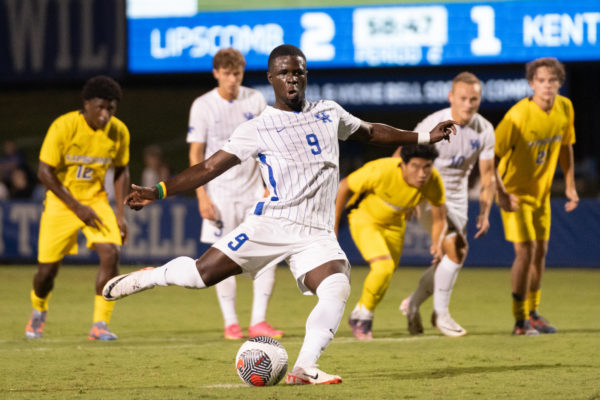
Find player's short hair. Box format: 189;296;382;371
451;72;481;90
268;44;306;71
526;57;565;84
400;144;439;163
213;48;246;70
81;75;122;102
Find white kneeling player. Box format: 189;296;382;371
188;48;282;340
399;72;496;337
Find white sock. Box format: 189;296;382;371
293;273;350;370
250;265;276;326
215;276;238;327
411;265;435;307
433;255;462;315
148;256;206;288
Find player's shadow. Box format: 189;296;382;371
372;363;586;380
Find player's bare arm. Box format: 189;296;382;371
126;150;240;209
558;144;579;212
189;141;218;221
38;161;104;229
430;203;447;265
493;155;519;212
474;158;496;238
348;120;458;145
334;177;354;236
113;165;130;244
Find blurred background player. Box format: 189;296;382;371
335;145;447;340
187;48;282;340
397;72;496;337
495;57;578;336
25;75;130;340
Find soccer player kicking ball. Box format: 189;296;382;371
398;72;496;337
495;57;578;336
25;76;130;340
335;145;447;340
187;48;282;340
103;44;456;385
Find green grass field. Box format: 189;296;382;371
1;265;599;399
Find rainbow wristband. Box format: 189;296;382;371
156;182;167;200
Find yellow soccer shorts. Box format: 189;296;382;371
38;196;122;263
501;196;551;243
348;213;405;265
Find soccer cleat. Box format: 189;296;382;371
433;311;467;337
248;321;283;339
512;320;540;336
25;310;47;339
348;317;372;340
529;311;557;334
88;321;117;341
400;296;423;335
285;366;342;385
103;267;155;301
224;323;244;340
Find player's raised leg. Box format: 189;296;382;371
103;249;242;300
285;261;348;385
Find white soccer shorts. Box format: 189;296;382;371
212;215;350;294
200;199;255;244
417;201;467;241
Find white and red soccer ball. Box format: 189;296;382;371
235;336;288;386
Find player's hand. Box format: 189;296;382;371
564;187;579;212
430;244;443;265
474;214;490;238
429;120;457;143
125;184;157;210
497;190;519;212
117;218;129;244
74;204;104;230
198;196;218;221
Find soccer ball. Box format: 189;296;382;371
235;336;288;386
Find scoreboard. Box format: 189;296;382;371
127;0;600;73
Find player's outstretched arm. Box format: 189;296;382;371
125;150;240;210
348;120;457;146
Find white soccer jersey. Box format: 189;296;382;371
187;86;267;199
222;100;362;230
415;108;495;218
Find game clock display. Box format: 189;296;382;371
126;0;600;73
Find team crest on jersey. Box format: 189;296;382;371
315;112;332;123
470;139;480;150
243;112;254;120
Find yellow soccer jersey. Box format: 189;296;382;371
39;111;130;202
495;95;575;206
346;157;445;227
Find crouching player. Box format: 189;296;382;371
334;145;447;340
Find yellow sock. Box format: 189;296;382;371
527;289;541;314
31;290;51;312
93;295;115;323
512;295;529;321
358;258;396;311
